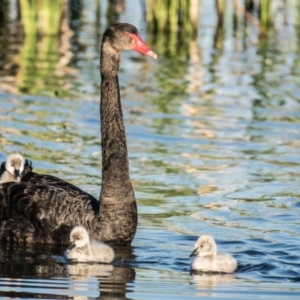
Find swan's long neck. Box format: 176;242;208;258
100;45;132;194
97;42;137;244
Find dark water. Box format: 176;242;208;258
0;0;300;298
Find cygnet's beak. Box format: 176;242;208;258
68;242;76;250
189;248;199;258
14;169;20;178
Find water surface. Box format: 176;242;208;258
0;0;300;299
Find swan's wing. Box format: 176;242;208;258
21;172;98;211
0;173;99;244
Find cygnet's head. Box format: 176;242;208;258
68;225;89;249
5;153;24;179
190;235;217;258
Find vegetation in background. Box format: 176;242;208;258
1;0;72;96
19;0;64;35
1;0;300;96
258;0;272;31
145;0;199;57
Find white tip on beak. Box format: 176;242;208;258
146;50;157;59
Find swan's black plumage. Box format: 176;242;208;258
0;162;5;176
0;23;156;245
23;159;33;175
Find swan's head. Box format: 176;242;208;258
68;225;90;249
5;153;24;179
102;23;157;59
190;235;218;258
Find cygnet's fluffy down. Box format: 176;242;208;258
190;235;237;273
64;225;115;263
0;153;33;184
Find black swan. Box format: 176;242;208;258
0;154;33;183
0;23;157;244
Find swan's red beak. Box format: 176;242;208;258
127;33;157;59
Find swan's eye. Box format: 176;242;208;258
124;32;134;40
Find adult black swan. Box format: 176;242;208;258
0;23;157;244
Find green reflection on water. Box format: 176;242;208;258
16;34;69;97
19;0;63;36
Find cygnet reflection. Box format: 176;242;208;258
67;263;114;280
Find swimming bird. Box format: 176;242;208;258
0;154;32;183
0;23;157;244
190;235;237;273
64;225;115;263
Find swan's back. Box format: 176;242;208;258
0;174;99;244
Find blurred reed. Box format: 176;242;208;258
258;0;272;31
8;1;300;45
19;0;65;36
145;0;200;57
1;0;300;96
4;0;72;96
144;0;295;56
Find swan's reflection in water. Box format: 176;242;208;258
0;242;135;300
66;263;135;300
190;271;236;296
